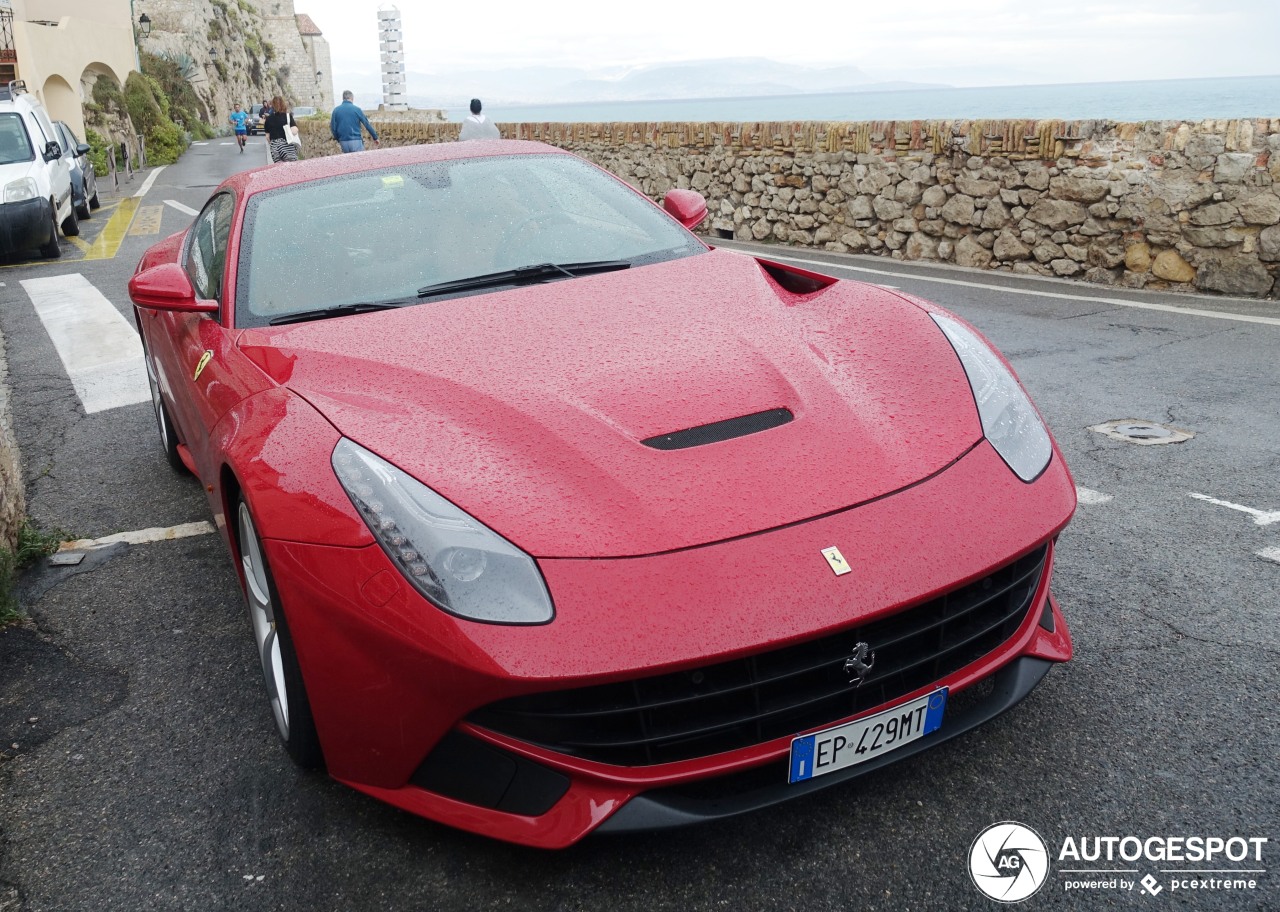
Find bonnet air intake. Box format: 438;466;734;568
642;408;794;451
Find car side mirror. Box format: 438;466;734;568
43;140;61;162
128;263;220;313
663;189;708;230
75;142;90;156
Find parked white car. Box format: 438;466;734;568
0;80;77;259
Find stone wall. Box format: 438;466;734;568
0;331;23;552
297;117;1280;298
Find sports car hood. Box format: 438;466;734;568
238;249;983;558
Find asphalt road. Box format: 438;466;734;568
0;138;1277;912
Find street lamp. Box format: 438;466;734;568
137;13;151;37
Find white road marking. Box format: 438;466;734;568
1076;486;1113;505
133;165;166;198
164;199;199;216
1258;547;1280;565
749;251;1280;328
58;521;216;551
1189;492;1280;526
21;274;149;414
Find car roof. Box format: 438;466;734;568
223;139;569;197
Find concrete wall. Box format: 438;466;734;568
12;0;136;137
297;116;1280;299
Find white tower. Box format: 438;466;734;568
377;5;407;110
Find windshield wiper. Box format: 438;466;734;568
268;300;413;326
416;260;631;299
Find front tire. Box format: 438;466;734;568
39;204;61;258
237;497;324;770
61;202;80;237
143;348;186;472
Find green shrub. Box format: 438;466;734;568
142;50;210;135
85;128;110;177
92;75;123;114
123;71;164;134
146;121;186;165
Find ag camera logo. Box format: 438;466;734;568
969;821;1050;903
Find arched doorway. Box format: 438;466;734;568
40;73;81;135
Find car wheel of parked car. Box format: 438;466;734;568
89;187;100;210
39;204;61;258
236;496;324;770
61;203;79;237
76;196;91;220
143;348;186;472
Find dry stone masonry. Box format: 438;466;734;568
301;117;1280;299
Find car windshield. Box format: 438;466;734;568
234;153;706;328
0;114;34;165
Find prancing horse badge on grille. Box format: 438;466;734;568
821;546;851;576
843;642;875;686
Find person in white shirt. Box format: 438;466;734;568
458;98;501;141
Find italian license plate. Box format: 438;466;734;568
788;688;948;783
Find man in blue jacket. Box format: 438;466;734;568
330;91;380;153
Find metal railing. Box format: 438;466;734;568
104;134;147;190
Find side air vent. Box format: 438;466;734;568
642;407;794;451
757;258;838;295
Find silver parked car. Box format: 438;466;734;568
54;121;99;219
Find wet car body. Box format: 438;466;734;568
54;121;99;219
129;140;1075;848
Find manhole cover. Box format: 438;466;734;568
1088;419;1194;445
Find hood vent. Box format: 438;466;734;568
642;407;794;451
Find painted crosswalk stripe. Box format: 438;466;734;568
1259;547;1280;565
20;273;149;414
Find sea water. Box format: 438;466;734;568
445;74;1280;124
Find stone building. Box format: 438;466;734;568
259;2;331;111
294;13;331;110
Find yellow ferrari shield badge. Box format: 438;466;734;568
821;546;851;576
193;350;213;381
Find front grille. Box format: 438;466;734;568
471;545;1047;767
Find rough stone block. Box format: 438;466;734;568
1152;249;1196;282
1195;255;1274;295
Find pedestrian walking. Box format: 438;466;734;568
228;103;249;152
329;91;379;153
264;96;299;163
458;99;500;141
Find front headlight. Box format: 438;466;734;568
332;438;554;624
3;178;38;203
931;313;1052;482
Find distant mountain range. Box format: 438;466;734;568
351;58;947;108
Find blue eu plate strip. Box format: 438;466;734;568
789;735;816;782
924;688;948;734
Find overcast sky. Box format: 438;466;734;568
298;0;1280;96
